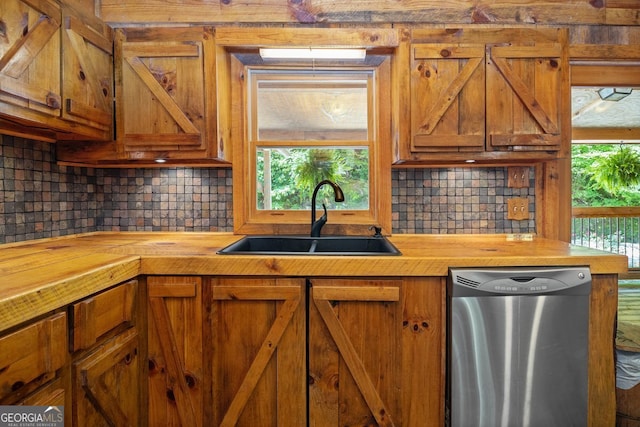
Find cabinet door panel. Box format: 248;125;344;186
62;11;113;138
122;46;201;139
148;276;203;427
411;44;485;153
210;278;306;427
0;0;61;115
72;328;140;427
115;27;216;160
486;43;564;151
309;279;401;427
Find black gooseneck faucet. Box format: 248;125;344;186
310;180;345;237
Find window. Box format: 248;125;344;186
570;83;640;272
229;56;392;236
251;70;370;213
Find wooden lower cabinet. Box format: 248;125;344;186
308;278;403;426
147;276;204;427
209;277;307;426
0;312;68;405
0;279;141;426
1;272;616;426
71;328;140;426
308;277;445;427
70;279;141;427
148;275;444;427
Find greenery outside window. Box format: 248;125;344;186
257;147;369;211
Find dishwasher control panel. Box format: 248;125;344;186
449;266;591;296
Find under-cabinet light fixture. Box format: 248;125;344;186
259;48;366;60
154;158;167;163
598;87;633;102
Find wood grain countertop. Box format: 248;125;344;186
0;232;628;330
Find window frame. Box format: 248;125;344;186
569;48;640;276
228;54;392;236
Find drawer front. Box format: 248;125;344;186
0;312;67;403
19;377;65;406
71;279;137;352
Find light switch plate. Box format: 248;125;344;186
507;198;530;220
507;167;529;188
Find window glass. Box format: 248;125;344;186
250;69;372;213
252;71;369;141
257;147;369;210
572;86;640;142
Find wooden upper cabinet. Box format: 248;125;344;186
0;0;62;138
486;40;565;153
410;43;486;154
115;27;222;162
61;5;114;141
0;0;115;142
399;28;570;164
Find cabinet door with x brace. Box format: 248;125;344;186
309;278;402;427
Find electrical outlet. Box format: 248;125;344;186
507;198;530;220
507;167;529;188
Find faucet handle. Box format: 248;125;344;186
369;225;383;237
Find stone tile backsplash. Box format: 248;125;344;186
97;167;233;232
0;137;98;242
0;136;233;243
0;135;535;244
392;168;535;234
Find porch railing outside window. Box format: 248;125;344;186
571;207;640;270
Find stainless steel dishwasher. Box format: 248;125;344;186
447;266;591;427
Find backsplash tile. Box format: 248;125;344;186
0;136;233;243
0;135;535;244
97;167;233;231
392;168;535;234
0;137;98;243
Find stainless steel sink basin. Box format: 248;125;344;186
217;236;401;256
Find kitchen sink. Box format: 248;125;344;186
217;236;401;256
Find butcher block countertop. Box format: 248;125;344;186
0;232;628;330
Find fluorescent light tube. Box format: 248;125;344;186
259;48;366;60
